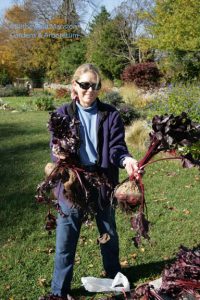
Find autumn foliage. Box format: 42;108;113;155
121;62;163;89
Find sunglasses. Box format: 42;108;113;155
75;80;101;90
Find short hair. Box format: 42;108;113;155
71;63;101;99
72;63;101;85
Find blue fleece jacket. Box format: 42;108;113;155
51;98;132;206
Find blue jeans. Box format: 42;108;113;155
51;200;121;297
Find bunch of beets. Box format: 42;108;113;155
36;111;200;240
114;112;200;247
103;245;200;299
35;112;111;233
36;111;200;297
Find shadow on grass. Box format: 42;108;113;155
121;260;174;286
0;138;50;243
0;140;49;183
0;122;47;141
0;190;42;241
72;259;174;298
0;139;49;159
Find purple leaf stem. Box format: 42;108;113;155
139;156;183;170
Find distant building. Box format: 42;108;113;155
14;78;32;89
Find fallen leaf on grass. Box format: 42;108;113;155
163;205;177;211
185;184;193;188
38;277;47;287
97;233;110;244
48;248;54;253
129;253;137;259
166;172;177;177
101;271;107;277
153;197;168;202
79;236;87;245
5;284;11;290
183;209;191;215
163;256;170;260
172;218;183;222
84;220;95;228
75;255;81;264
43;247;54;254
120;260;129;267
195;176;199;181
151;171;158;175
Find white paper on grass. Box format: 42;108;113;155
81;272;130;293
149;277;162;290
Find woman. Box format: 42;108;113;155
39;63;138;300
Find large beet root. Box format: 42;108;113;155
114;179;142;211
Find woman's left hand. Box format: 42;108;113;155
122;157;139;180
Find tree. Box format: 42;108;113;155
113;0;154;63
86;0;155;76
148;0;200;51
159;50;200;83
0;4;35;81
0;66;12;86
87;15;129;79
87;7;135;79
88;5;110;33
0;1;83;84
25;0;97;26
58;0;79;23
144;0;200;81
58;38;87;79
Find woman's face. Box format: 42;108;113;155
73;71;100;107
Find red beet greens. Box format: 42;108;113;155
159;245;200;299
36;112;111;233
114;112;200;247
102;245;200;300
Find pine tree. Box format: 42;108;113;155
88;6;110;33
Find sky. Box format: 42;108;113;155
0;0;13;14
0;0;124;21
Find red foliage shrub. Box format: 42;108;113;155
121;62;163;89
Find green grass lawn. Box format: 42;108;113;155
0;108;199;300
1;91;68;112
